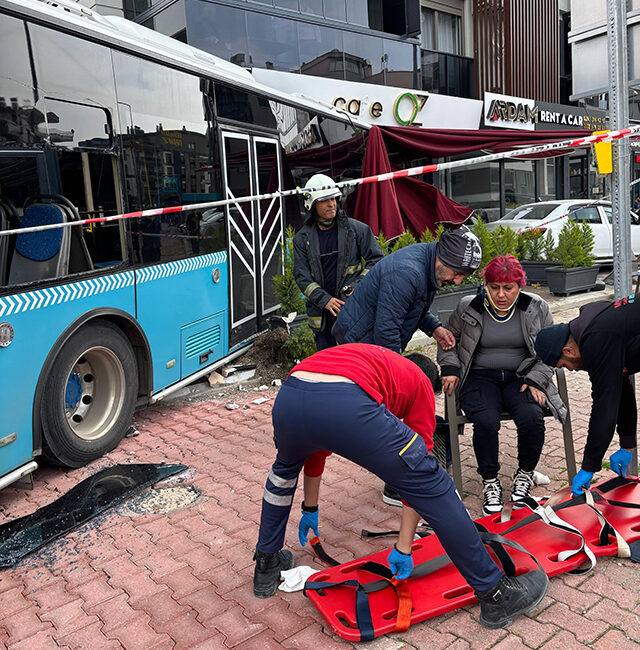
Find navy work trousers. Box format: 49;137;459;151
460;369;545;480
313;312;337;351
257;376;504;592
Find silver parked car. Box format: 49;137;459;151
485;200;640;263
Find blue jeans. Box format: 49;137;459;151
256;376;503;591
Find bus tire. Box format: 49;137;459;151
40;319;138;467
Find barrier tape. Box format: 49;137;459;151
2;124;640;239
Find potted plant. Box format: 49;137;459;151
545;220;599;296
517;228;560;284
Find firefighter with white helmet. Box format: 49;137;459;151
293;173;383;350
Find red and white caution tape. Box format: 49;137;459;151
2;124;640;238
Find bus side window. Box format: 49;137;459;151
113;52;225;266
57;151;124;269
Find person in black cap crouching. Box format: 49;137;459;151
534;297;639;496
332;226;482;506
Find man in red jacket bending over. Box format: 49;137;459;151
253;343;548;629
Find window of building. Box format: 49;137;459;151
420;5;462;55
186;3;249;65
140;0;186;39
123;0;152;20
536;159;556;201
246;11;300;71
504;160;535;208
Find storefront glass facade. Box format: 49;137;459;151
140;0;417;87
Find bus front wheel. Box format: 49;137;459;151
41;320;138;467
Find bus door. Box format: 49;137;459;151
221;131;284;348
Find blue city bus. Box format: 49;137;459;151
0;0;368;489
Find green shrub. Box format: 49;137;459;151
389;229;417;253
543;230;555;261
552;219;596;268
491;226;521;259
518;228;546;261
419;223;445;244
471;218;496;269
376;231;390;256
283;322;317;362
272;225;306;315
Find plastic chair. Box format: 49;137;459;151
8;195;92;284
444;368;577;494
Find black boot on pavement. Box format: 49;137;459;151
475;570;549;629
253;549;294;598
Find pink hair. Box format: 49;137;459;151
481;254;526;287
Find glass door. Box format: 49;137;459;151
253;137;283;318
221;131;283;348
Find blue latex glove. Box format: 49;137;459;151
388;546;413;580
298;509;319;546
571;468;594;496
610;448;633;477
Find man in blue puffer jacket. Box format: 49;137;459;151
332;228;482;353
332;227;482;507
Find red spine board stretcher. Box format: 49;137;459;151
304;476;640;642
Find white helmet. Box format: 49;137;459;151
302;173;342;211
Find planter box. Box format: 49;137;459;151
430;284;479;325
545;265;600;296
521;260;561;285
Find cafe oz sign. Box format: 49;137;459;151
332;92;429;126
484;91;607;132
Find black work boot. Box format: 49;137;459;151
475;570;549;629
253;549;294;598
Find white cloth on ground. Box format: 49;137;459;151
279;565;317;592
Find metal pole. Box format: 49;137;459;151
608;0;632;300
608;0;638;477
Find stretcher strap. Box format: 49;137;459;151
500;476;640;572
308;536;340;567
304;561;411;640
501;496;596;573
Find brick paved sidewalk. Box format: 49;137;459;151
1;288;639;648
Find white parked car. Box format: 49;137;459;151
485;200;640;263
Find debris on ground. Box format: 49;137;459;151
225;402;239;410
222;364;257;384
207;371;224;386
251;397;270;405
238;329;294;385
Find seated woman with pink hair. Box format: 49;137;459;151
437;255;566;516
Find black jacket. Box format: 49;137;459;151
570;298;640;471
293;211;383;330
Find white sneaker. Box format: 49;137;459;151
482;478;503;516
511;468;535;502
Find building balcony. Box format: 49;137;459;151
421;49;474;99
